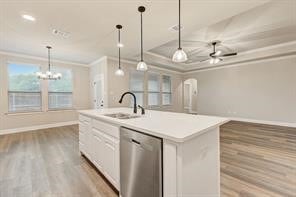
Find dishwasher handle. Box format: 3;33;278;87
131;138;141;145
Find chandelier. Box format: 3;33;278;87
36;46;62;80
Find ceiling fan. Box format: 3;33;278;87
202;41;238;64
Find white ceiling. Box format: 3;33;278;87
147;0;296;71
0;0;269;66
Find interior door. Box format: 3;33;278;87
93;75;104;109
184;83;192;112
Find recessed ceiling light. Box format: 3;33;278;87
22;14;36;21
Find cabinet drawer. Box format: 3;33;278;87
79;114;91;123
92;119;119;139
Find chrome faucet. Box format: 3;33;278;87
119;92;137;114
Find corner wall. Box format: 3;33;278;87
0;53;91;133
183;56;296;124
89;57;183;112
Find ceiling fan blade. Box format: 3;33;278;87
221;52;237;57
200;58;210;62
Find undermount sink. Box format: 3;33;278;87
104;112;141;119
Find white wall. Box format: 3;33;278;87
0;53;91;132
90;57;183;112
184;56;296;124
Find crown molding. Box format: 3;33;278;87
89;56;108;66
0;50;88;67
183;52;296;74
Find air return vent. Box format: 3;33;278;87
52;29;70;38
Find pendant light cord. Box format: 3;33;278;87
118;28;121;69
47;47;51;71
178;0;181;49
140;12;143;61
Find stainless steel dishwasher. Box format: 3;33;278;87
120;127;163;197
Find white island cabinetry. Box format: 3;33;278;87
79;115;120;189
79;108;228;197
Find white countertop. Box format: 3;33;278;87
79;108;229;143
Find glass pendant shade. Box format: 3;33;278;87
137;61;148;71
115;68;124;76
137;6;148;71
117;43;124;48
172;48;188;62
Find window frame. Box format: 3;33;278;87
147;72;161;107
129;70;145;106
7;62;42;113
47;66;74;111
161;75;172;106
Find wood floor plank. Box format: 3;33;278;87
0;121;295;197
221;121;296;197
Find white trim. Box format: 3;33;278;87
0;121;78;135
183;53;296;74
89;56;107;66
0;50;88;67
229;117;296;128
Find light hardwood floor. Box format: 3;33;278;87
220;121;296;197
0;122;295;197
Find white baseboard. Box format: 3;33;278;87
0;121;79;135
230;117;296;128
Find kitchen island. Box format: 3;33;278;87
79;108;228;197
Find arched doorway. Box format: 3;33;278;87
183;78;198;114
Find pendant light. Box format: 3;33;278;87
115;24;124;76
36;46;62;80
136;6;148;71
172;0;188;63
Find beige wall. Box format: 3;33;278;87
90;57;183;112
184;56;296;123
0;53;91;131
107;58;183;112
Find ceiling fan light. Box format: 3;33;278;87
137;61;148;71
215;50;222;56
214;58;220;64
115;68;124;76
210;58;214;64
172;48;188;62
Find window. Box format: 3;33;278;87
130;71;144;106
48;67;73;110
162;75;172;105
8;63;41;112
148;73;160;106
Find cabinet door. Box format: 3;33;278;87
84;122;92;159
102;134;119;189
92;129;105;171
